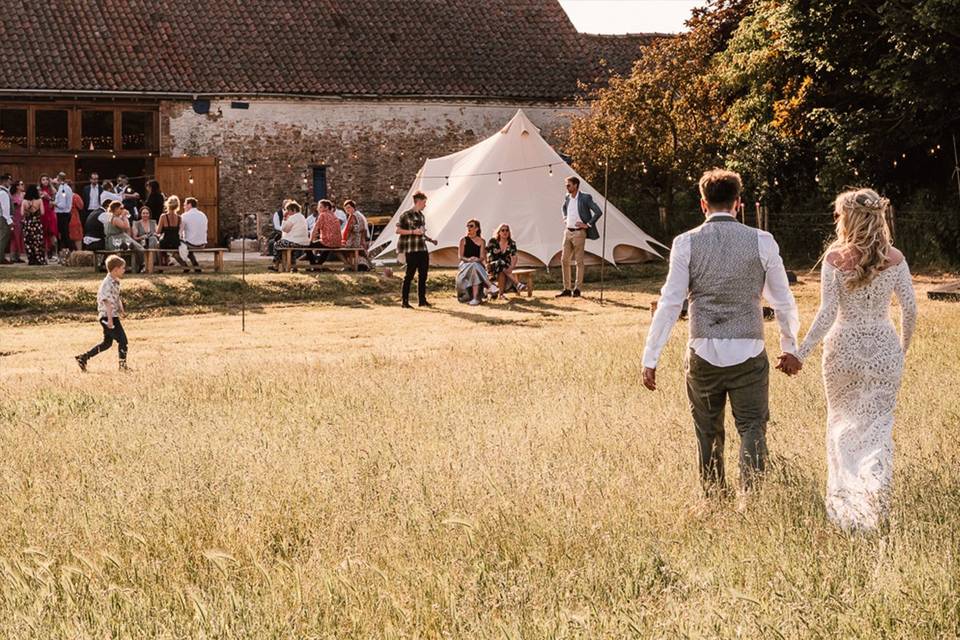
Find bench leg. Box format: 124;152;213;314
215;252;223;272
283;250;291;273
145;251;154;274
527;277;533;297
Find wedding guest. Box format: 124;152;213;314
269;199;288;256
99;180;118;208
82;206;110;253
305;206;318;235
10;180;25;262
144;180;164;228
83;172;102;212
75;254;130;372
487;223;525;298
68;182;84;250
116;174;140;219
306;199;343;267
0;174;12;263
557;176;603;298
457;219;497;305
22;184;46;265
104;201;145;270
132;206;159;249
157;195;188;269
270;200;310;271
341;199;372;271
180;197;208;272
396;191;437;308
39;174;58;258
54;172;74;253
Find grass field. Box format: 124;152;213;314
0;269;958;638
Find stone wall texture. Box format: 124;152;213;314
160;99;580;240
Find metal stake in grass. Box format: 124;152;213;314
600;154;609;305
241;212;247;333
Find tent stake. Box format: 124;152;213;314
600;155;609;305
241;213;247;333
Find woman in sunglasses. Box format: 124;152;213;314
457;219;498;305
486;223;525;299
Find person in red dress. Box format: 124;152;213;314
39;174;59;258
69;182;84;251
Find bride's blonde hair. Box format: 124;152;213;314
828;188;892;290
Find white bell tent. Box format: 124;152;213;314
369;110;666;267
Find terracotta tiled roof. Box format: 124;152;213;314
0;0;652;101
580;33;670;80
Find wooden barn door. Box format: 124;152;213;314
155;157;219;245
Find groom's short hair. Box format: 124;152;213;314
699;169;742;209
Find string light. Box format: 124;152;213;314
548;165;553;176
497;172;502;185
445;176;449;186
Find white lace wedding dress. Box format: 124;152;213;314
797;260;917;531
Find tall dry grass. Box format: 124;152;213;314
0;275;957;638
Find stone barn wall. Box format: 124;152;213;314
160;99;580;240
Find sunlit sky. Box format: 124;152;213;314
558;0;707;34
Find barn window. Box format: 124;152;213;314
122;111;154;150
82;110;115;151
35;109;69;149
0;108;27;150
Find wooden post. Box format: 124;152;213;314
600;156;610;305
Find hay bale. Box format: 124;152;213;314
65;250;95;267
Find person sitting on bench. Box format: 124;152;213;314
270;200;310;271
307;199;343;267
180;197;208;273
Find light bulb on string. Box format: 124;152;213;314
548;165;553;176
497;172;502;185
445;176;449;186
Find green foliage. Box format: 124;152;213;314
565;0;960;262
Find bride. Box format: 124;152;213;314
796;188;917;532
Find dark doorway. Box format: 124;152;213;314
312;165;327;201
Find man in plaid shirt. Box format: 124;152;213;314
396;191;437;308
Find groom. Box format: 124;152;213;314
641;169;801;493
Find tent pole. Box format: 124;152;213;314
600;155;609;304
241;212;247;333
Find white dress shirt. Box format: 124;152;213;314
181;208;209;245
0;186;11;225
335;208;347;230
87;184;101;210
100;189;119;207
642;213;799;369
55;183;73;213
305;213;317;234
564;193;580;229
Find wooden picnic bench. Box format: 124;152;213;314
511;268;535;297
276;246;362;272
94;248;227;274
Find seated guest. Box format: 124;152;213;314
156;195;188;270
270;200;309;271
132;206;159;249
307;199;343;267
82;205;110;252
268;199;288;256
341;199;372;271
103;201;145;271
180;197;208;273
305;206;318;235
487;223;525;299
457;219;498;306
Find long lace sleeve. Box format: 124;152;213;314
893;262;917;354
797;264;841;362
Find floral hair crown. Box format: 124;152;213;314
853;192;889;211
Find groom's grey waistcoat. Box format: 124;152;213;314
687;217;765;340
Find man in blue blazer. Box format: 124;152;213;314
557;176;603;297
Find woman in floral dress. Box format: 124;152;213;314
341;200;372;271
486;223;525;298
21;184;46;265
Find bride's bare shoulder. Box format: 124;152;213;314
824;250;845;269
885;247;905;268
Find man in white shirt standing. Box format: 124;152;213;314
0;173;12;264
54;172;74;254
641;168;801;495
557;176;603;298
83;172;102;212
180;197;209;272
